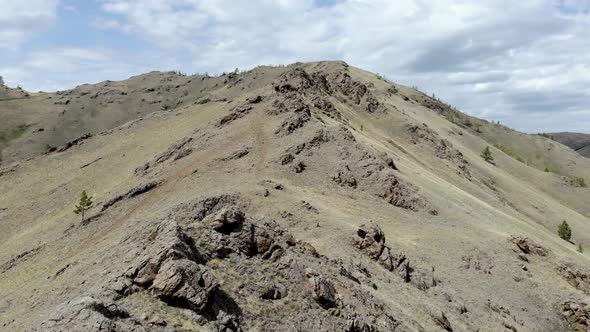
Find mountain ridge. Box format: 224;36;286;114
1;61;589;331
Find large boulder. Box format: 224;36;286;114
352;220;413;282
352;220;386;260
510;236;547;256
309;276;338;309
151;259;218;312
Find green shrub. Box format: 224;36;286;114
558;220;572;241
446;113;455;123
575;177;587;188
493;144;528;165
44;144;55;152
74;191;93;223
481;146;493;163
577;244;584;253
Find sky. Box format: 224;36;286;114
1;0;589;133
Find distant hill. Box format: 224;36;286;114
547;132;590;158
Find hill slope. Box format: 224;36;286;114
548;132;590;158
1;61;590;331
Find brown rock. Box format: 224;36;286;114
210;207;245;234
352;220;386;260
291;159;306;173
429;306;453;331
310;276;337;309
559;264;590;294
562;296;590;331
510;236;547;256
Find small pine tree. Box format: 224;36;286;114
481;146;493;163
577;244;584;253
74;191;93;223
558;220;572;242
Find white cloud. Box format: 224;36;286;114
0;47;162;92
0;0;59;49
3;0;590;132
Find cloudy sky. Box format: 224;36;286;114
1;0;589;133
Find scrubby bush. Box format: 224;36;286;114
558;220;572;241
481;146;493;163
577;244;584;253
44;144;55;152
575;177;587;188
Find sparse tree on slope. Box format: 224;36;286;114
74;191;93;223
558;220;572;242
481;146;494;163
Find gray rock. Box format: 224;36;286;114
151;258;218;312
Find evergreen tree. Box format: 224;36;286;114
481;146;493;163
558;220;572;241
577;244;584;253
74;191;93;223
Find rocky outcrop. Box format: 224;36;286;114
135;137;194;175
353;220;412;281
429;306;453;331
377;172;423;211
151;258;218;312
346;317;378;332
218;105;253;127
562;296;590;331
510;236;547;256
559;264;590;294
333;166;358;188
29;295;141;332
102;181;161;211
407;124;469;177
275;107;311;136
45;133;92;154
272;67;332;96
309;274;338;309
